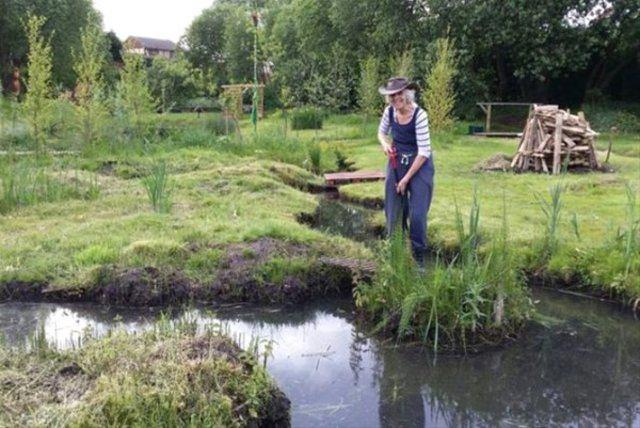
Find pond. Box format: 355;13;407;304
1;288;639;427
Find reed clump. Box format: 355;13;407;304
355;190;533;352
142;160;172;213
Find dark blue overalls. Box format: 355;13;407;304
384;106;435;266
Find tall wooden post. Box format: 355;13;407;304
485;104;492;132
552;113;563;174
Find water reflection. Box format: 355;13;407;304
1;290;639;427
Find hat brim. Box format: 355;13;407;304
378;82;418;95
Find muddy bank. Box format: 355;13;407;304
0;238;372;306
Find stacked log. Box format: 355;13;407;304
511;105;600;174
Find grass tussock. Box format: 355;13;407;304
0;317;289;427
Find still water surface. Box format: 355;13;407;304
1;289;639;427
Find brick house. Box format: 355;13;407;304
124;36;176;59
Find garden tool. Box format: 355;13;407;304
389;145;409;231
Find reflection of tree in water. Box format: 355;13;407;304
348;329;368;385
311;199;379;243
373;290;640;427
210;298;354;328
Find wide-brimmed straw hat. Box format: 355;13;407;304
378;76;418;95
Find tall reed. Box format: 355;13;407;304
142;160;172;213
536;183;564;260
623;183;639;277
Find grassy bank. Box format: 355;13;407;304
1;107;638;311
0;318;289;426
0;112;370;303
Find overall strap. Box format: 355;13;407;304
388;105;394;125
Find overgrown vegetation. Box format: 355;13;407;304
0;318;289;426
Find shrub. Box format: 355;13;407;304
291;107;323;130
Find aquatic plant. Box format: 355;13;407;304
355;190;532;352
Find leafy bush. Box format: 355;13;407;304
582;102;640;133
291;107;323;130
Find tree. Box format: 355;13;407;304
424;38;456;132
22;14;52;153
116;53;156;137
183;3;235;88
0;0;99;89
223;7;255;83
147;55;199;112
358;56;383;117
105;31;123;63
74;21;110;148
390;50;414;80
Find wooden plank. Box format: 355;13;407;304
553;113;563;174
562;134;576;148
540;157;549;173
324;171;386;186
472;132;521;138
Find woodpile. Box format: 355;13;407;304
511;105;600;174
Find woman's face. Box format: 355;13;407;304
390;90;406;111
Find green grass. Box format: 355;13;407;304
0;317;288;426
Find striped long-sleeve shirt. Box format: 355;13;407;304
378;103;431;158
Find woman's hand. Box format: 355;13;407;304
396;176;409;195
381;142;393;157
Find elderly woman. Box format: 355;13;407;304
378;77;434;267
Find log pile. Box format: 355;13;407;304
511;105;600;174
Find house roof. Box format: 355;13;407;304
126;36;176;51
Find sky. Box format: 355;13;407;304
93;0;214;42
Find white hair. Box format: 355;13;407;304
385;89;415;105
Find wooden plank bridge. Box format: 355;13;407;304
324;170;386;186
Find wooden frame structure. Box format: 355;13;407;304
220;84;265;120
476;102;536;137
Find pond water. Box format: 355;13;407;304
1;289;639;427
298;197;384;245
